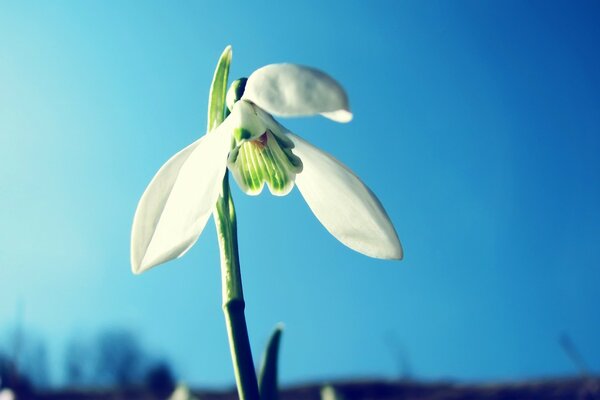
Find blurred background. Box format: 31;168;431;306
1;0;599;395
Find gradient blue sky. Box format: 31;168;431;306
1;0;599;388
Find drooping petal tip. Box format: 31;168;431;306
321;109;353;123
131;140;201;274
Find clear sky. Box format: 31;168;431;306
1;0;599;388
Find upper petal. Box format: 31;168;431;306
243;64;352;123
130;124;232;274
288;133;402;260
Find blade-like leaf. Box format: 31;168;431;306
208;46;232;132
258;324;284;400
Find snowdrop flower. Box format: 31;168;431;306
131;64;402;273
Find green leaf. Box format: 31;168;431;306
320;385;345;400
258;324;284;400
207;45;232;132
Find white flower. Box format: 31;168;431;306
131;64;402;274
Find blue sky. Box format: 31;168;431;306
1;0;599;387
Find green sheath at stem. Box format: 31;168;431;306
209;46;260;400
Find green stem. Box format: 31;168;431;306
213;175;260;400
208;45;259;400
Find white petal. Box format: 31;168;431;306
228;100;269;141
243;64;352;123
321;109;353;123
288;133;402;260
131;125;232;274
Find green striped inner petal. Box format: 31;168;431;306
228;131;303;196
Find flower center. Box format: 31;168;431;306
254;132;268;148
227;130;302;196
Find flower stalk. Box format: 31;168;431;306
209;46;260;400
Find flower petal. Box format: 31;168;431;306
228;131;302;196
243;64;352;123
288;133;402;260
130;125;232;274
